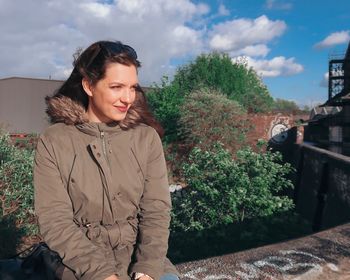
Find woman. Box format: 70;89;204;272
34;40;179;280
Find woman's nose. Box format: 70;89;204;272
120;88;133;103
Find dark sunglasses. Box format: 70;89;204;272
86;41;138;69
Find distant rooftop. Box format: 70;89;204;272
0;76;64;83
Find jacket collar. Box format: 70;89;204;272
46;95;123;137
76;122;122;137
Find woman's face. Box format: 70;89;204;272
83;62;138;123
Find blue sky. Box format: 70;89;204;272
0;0;349;107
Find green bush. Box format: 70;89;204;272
0;131;38;236
147;52;275;142
173;53;274;113
178;88;248;153
273;98;300;113
171;142;294;232
147;77;185;143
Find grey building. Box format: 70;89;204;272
0;77;63;134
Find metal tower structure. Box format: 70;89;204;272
327;41;350;105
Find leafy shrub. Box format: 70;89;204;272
0;131;38;236
147;77;185;143
147;52;274;142
171;142;294;232
173;53;274;112
178;88;248;153
273;98;300;113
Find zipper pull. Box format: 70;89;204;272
100;130;108;159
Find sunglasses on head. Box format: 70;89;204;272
86;41;138;69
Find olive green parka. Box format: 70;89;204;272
34;96;177;280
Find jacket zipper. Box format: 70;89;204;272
98;130;114;223
100;131;110;167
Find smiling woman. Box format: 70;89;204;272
82;63;139;123
34;41;179;280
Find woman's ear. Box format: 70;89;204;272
82;78;93;97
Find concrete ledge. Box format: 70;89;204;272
176;223;350;279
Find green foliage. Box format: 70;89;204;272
147;77;185;143
273;98;300;113
0;131;38;236
171;142;294;232
178;88;248;152
147;52;275;141
173;53;274;113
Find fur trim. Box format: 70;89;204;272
46;96;88;125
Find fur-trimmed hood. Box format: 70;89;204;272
46;96;88;125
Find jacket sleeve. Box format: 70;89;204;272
129;129;172;280
34;134;119;280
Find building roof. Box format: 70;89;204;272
0;76;64;83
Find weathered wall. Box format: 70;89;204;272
294;143;350;231
0;77;63;134
246;113;307;147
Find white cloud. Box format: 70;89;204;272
237;56;304;77
80;2;111;18
320;72;329;87
314;31;350;49
209;15;286;52
0;0;302;83
115;0;207;21
218;4;230;16
0;0;206;84
197;3;210;15
265;0;293;10
230;44;270;58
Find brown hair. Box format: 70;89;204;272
47;40;163;137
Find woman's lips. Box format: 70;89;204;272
115;106;128;113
